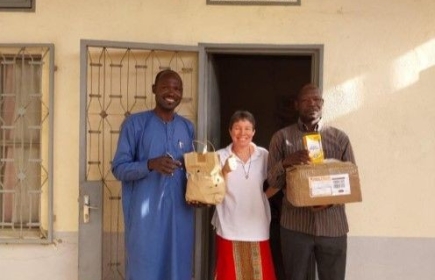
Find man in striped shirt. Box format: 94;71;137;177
267;84;356;280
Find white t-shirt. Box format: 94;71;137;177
211;143;271;241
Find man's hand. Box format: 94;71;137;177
148;154;182;175
282;150;311;168
310;205;333;212
187;201;212;208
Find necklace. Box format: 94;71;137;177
240;146;252;179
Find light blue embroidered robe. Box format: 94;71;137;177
112;110;195;280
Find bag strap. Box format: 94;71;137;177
192;140;216;154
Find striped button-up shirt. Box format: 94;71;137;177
267;119;356;237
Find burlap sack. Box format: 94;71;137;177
184;146;226;205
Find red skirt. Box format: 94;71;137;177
214;235;277;280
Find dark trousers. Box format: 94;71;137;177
270;220;286;280
280;227;347;280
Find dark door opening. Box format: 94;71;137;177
213;54;312;149
210;53;313;280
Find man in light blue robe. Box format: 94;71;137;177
112;70;195;280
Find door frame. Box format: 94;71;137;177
78;39;200;280
198;43;323;147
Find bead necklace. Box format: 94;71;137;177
240;146;252;179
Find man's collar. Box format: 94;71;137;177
297;118;323;132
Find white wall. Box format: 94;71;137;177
1;0;434;279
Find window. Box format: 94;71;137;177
0;0;34;12
0;44;54;243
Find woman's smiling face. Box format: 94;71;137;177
229;119;256;148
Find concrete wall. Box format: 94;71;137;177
1;0;434;279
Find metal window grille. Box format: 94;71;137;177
0;44;54;243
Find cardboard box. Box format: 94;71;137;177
286;161;362;207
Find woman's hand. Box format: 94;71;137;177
222;154;238;175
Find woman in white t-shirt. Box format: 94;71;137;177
212;110;276;280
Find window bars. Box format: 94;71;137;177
0;44;54;243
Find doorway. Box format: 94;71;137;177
214;53;312;148
199;45;322;280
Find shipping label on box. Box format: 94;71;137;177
308;173;351;197
286;161;362;207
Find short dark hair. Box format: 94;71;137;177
228;110;256;129
154;69;183;87
297;83;321;100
